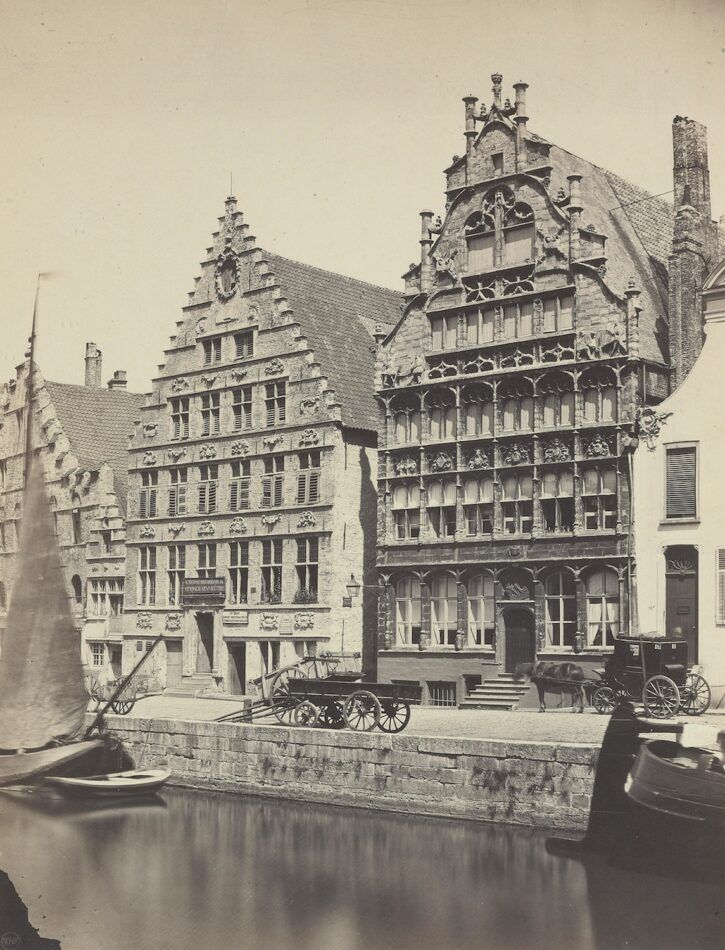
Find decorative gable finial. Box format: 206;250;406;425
491;73;503;107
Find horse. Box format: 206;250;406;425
515;661;588;713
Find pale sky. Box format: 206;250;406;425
1;0;724;393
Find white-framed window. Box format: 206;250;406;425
262;456;285;508
392;483;420;540
198;464;218;514
202;336;222;365
545;572;577;648
430;313;458;350
200;392;221;436
585;568;620;647
167;544;186;606
234;331;254;359
463;397;494;436
170;397;190;440
168;468;188;516
430;575;458;645
265;381;286;427
392;409;422;445
295;537;319;602
261;539;283;603
138;546;157;605
89;577;124;616
665;444;697;520
502;474;533;534
466;573;495;647
232;386;253;431
228;541;249;604
426;478;456;539
463;477;494;536
230;460;251;511
395;576;422;644
90;642;105;667
582;467;617;530
540;471;574;533
197;543;217;579
297;451;320;504
139;472;158;519
464;308;495;345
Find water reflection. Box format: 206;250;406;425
0;788;722;950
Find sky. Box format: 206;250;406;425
1;0;724;393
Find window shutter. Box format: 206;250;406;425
139;491;147;519
262;477;271;508
274;477;283;507
199;483;207;513
230;481;238;511
209;482;217;513
297;473;306;504
168;486;177;516
309;472;319;503
178;486;187;515
149;490;157;517
666;447;697;519
717;549;725;624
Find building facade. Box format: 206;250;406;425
633;259;725;703
123;198;401;693
0;347;143;685
374;76;718;706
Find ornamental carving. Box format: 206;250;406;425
502;443;530;465
263;436;282;450
143;423;158;439
542;439;571;462
467;448;490;469
577;330;601;361
394;456;418;476
230;440;250;456
168;447;187;462
297;511;317;528
265;358;284;376
166;613;182;632
142;452;157;466
585;434;612;458
229;517;248;534
172;378;189;393
637;407;673;451
199;444;217;460
195;319;207;337
299;428;320;448
261;514;281;528
215;248;240;301
294;612;315;631
201;375;218;388
168;523;186;536
502;582;530;601
137;612;153;629
79;471;92;492
260;614;279;631
604;320;627;354
299;396;320;414
198;521;215;537
433;242;458;280
230;369;248;382
428;451;453;473
140;524;156;539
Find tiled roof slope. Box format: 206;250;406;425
262;252;403;431
601;169;675;266
44;381;145;511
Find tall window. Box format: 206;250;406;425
717;549;725;625
138;546;157;605
541;471;574;533
0;581;6;611
139;473;157;519
392;483;420;540
71;574;83;604
393;409;421;445
463;396;493;436
502;474;533;534
90;643;105;667
586;568;620;647
501;393;533;431
395;577;422;644
297;451;320;504
427;402;456;440
262;456;285;508
168;468;188;516
234;331;254;359
430;314;457;350
170;398;190;440
230;460;251;511
198;464;218;514
665;445;697;520
467;573;494;646
295;537;319;602
464;477;494;535
426;478;456;539
430;575;458;645
502;300;534;339
228;541;249;604
232;386;252;431
582;374;617;423
545;572;577;648
202;336;222;365
542;294;574;333
261;539;283;603
464;308;494;345
541;391;574;428
167;544;186;606
197;543;217;579
265;381;286;427
200;393;220;436
88;577;123;616
582;467;617;530
0;460;6;491
71;493;82;543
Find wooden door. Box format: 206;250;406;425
504;609;535;672
227;644;246;695
166;640;183;688
196;613;214;674
666;571;698;662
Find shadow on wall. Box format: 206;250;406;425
357;445;378;678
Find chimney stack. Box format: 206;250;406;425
84;343;103;388
107;370;127;391
463;94;478;160
567;174;584;261
419;210;434;295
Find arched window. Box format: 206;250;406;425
540;471;574;533
430;575;458;646
582;467;617;530
502;474;533;534
542;391;575;428
391;483;420;540
426;479;456;539
463;396;494;437
501;385;533;432
49;495;59;538
463;477;494;536
71;493;82;544
544;572;577;648
427;401;456;440
585;568;620;647
71;574;82;605
502;200;535;266
13;502;21;546
395;577;422;645
467;573;494;646
581;370;617;423
392;408;421;445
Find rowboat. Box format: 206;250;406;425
0;742;104;787
45;768;171;797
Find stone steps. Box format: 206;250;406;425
163;674;215;698
460;673;531;710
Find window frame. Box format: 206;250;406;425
663;442;699;522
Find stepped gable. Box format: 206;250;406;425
43;381;144;510
262;251;402;432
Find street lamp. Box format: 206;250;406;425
346;574;361;599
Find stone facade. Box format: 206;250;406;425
374;76;690;705
123;198;400;693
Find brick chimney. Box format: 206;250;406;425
668;116;716;388
84;342;103;388
107;370;127;391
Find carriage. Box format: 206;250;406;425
592;636;711;719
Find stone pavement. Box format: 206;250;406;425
121;694;725;745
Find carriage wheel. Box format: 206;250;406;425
85;676;103;710
269;669;305;725
643;675;680;719
293;701;320;728
317;701;345;729
378;701;411;733
592;686;617;715
680;674;711;717
110;699;135;715
343;690;381;731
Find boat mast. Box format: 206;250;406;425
22;274;41;487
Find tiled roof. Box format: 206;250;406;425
261;252;403;431
600;169;675;266
44;381;145;510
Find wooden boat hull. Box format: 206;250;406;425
0;740;105;787
44;767;170;797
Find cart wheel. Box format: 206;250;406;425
293;701;320;728
110;699;135;715
680;673;711;716
85;676;103;709
643;675;681;719
317;702;345;729
343;690;381;731
378;701;411;733
269;670;304;726
592;686;617;715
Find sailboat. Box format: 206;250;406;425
0;276;104;785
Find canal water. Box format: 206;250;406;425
0;787;722;950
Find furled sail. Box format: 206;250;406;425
0;457;88;750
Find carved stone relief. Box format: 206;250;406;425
229;517;248;534
297;511;317;528
198;521;215;537
230;440;250;456
137;612;153;629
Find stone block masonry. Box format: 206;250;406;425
103;715;597;831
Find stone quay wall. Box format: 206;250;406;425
103;714;598;831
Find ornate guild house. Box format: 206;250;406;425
123;197;401;693
375;76;719;706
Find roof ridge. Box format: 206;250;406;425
260;248;402;300
46;379;146;398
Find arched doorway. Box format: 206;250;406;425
503;607;536;672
